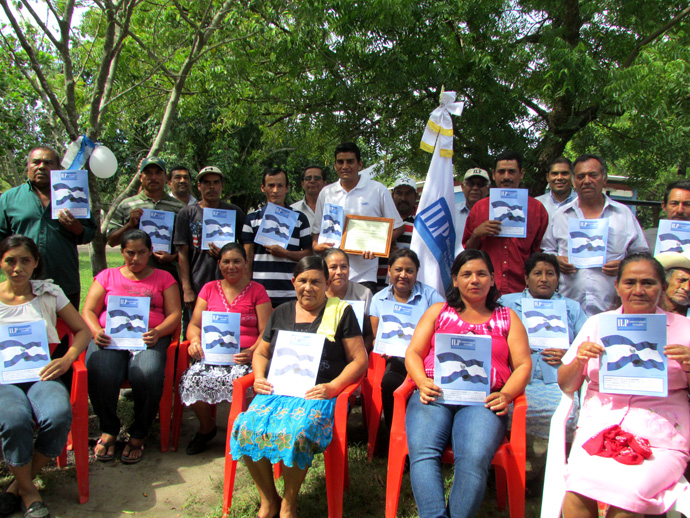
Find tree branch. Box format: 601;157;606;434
623;5;690;68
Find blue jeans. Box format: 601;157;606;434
406;392;507;518
0;381;72;466
86;336;170;439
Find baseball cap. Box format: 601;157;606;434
139;157;166;173
393;177;417;191
197;166;223;182
463;168;490;183
655;252;690;271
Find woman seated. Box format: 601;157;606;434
499;252;586;440
83;229;181;464
405;249;531;518
230;256;368;518
0;236;90;518
370;248;444;433
179;243;272;455
323;248;374;351
559;253;690;518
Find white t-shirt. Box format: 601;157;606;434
0;284;69;343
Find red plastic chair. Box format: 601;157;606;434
222;372;363;518
120;322;181;453
53;318;89;503
385;380;527;518
360;351;386;460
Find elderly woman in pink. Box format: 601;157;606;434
559;253;690;518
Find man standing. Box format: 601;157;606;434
0;146;96;307
655;252;690;315
542;154;649;316
454;167;490;254
108;157;185;278
644;180;690;248
377;176;418;289
462;150;549;294
290;165;325;228
168;166;196;206
243;168;312;307
174;166;246;312
536;157;577;219
313;142;404;293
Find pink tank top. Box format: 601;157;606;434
424;303;512;391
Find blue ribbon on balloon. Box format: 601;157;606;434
67;135;97;170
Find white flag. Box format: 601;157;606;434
410;90;463;296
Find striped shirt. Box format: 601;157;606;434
243;204;312;307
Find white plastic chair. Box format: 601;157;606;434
541;388;690;518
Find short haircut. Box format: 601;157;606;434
548;157;572;171
27;146;60;168
494;150;523;170
293;255;329;281
219;242;247;261
334;142;361;162
302;165;326;182
573;154;608;176
121;229;152;251
168;165;190;181
663;180;690;205
322;247;349;266
388;248;420;270
0;235;43;279
262;167;289;187
525;252;560;279
446;249;501;311
617;253;666;289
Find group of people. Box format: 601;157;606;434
0;141;688;518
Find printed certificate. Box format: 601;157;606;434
568;218;609;269
373;301;426;357
140;209;175;253
267;331;325;398
489;188;528;238
654;219;690;255
201;207;236;250
201;311;241;366
598;313;667;397
50;170;90;219
105;296;150;350
0;321;50;384
342;216;394;257
254;203;299;249
318;203;345;246
434;333;492;405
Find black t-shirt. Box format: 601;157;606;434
262;299;362;384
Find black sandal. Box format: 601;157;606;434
23;500;50;518
121;441;145;464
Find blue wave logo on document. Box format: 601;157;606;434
657;233;690;254
262;214;292;241
322;214;343;237
140;219;172;240
205;219;234;239
569;231;606;253
523;310;568;334
0;340;50;368
107;310;147;334
601;334;663;371
436;352;488;384
53;183;88;206
379;314;415;340
202;325;238;350
490;201;525;222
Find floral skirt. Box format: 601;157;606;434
178;361;251;406
230;394;336;470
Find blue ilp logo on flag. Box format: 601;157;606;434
119;298;138;308
533;300;553;309
212;210;224;217
579;220;599;229
8;325;32;337
61;172;77;181
414;198;456;288
212;314;229;324
150;211;164;220
450;337;475;350
276;206;290;217
617;317;647;331
394;304;412;316
501;190;518;199
671;221;690;232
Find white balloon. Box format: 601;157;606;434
89;145;118;178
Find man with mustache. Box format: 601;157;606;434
536;157;577;220
656;252;690;316
541;154;648;316
168;165;196;206
173;166;245;318
644;180;690;250
462;150;549;294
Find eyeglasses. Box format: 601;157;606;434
304;176;323;181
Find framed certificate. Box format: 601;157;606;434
341;216;394;257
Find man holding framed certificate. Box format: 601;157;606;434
312;142;404;293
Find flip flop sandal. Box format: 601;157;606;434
121;442;145;464
23;500;50;518
94;437;116;462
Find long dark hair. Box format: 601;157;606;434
219;242;247;260
121;229;152;251
293;255;329;281
446;249;500;311
0;235;43;279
